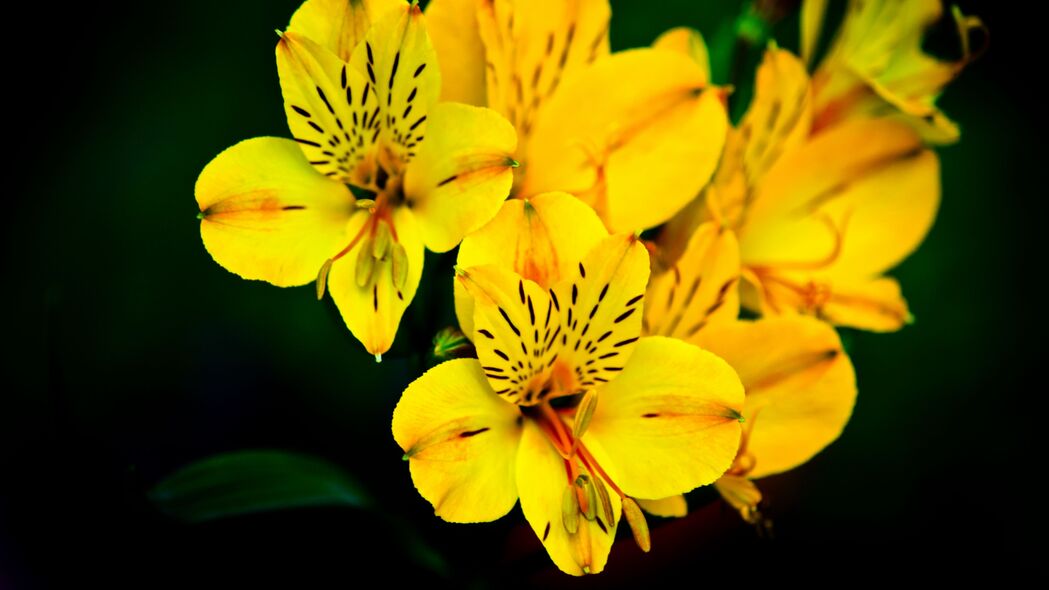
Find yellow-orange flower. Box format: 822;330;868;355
195;1;517;357
394;231;743;575
424;0;728;233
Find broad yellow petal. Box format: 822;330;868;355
425;0;487;106
738;48;813;184
637;495;687;518
455;192;608;338
652;27;710;86
697;317;856;478
349;2;441;173
327;206;425;356
644;222;739;341
585;336;744;500
817;147;939;281
287;0;405;62
393;359;523;523
276;32;381;186
402;102;517;253
522;49;727;233
196;137;354;286
456;265;557;405
740;118;928;270
516;421;620;576
477;0;611;151
551;234;650;392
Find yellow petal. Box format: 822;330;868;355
454;192;608;337
276;32;381;186
522;49;727;233
456;265;558;405
644;222;739;341
402;102;517;253
516;421;620;576
551;234;650;392
817;148;939;281
393;358;523;523
349;2;441;173
800;0;829;67
287;0;405;62
585;336;744;499
196;137;355;286
425;0;487;106
817;275;912;332
477;0;611;150
636;495;687;518
714;475;763;523
738;48;813;184
327;206;425;355
696;317;856;478
739;118;928;271
812;0;976;144
652;27;710;85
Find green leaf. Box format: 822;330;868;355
149;450;371;523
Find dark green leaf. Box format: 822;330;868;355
149;450;371;523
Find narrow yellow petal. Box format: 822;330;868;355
522;49;727;233
697;317;856;478
516;422;620;576
454;192;608;339
636;495;687;518
402;102;517;253
800;0;829;67
425;0;487;106
652;27;710;85
644;222;740;342
393;359;523;523
328;207;425;356
738;48;813;184
477;0;611;151
287;0;405;62
276;32;381;186
551;234;650;392
585;336;744;500
456;265;557;405
349;2;441;173
196;137;354;286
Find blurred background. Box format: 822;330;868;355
4;0;1037;586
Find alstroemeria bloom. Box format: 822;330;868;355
424;0;727;233
643;225;855;520
393;233;744;575
195;1;516;357
655;43;939;332
802;0;984;143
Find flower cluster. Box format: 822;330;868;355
195;0;981;576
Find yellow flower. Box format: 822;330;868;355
393;232;744;575
656;42;939;332
483;195;855;523
802;0;985;143
195;0;517;358
424;0;728;233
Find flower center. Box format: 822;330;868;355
313;170;411;312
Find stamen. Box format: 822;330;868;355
621;497;651;552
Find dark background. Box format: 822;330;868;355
4;0;1038;586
